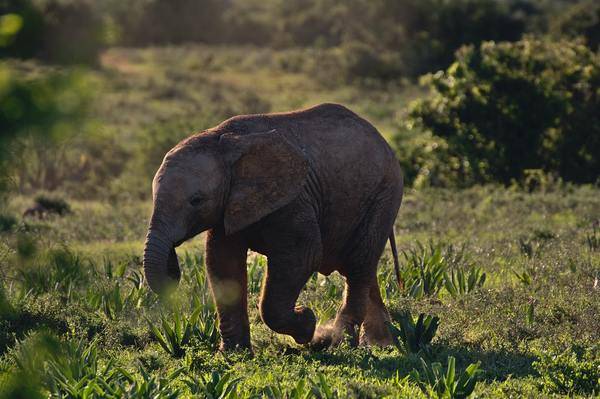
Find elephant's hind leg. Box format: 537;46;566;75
312;186;400;349
360;278;393;346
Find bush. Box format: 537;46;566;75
34;194;70;215
119;0;227;46
0;213;17;232
400;38;600;186
533;345;600;395
0;0;105;65
550;0;599;50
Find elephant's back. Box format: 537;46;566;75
274;104;402;252
276;103;398;189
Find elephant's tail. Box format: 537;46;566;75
389;228;403;290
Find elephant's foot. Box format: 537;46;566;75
359;323;394;347
219;338;253;354
290;306;317;344
261;305;317;345
309;321;359;350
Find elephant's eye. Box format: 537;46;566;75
189;195;203;207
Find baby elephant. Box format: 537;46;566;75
143;103;403;351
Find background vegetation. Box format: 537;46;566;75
0;0;598;397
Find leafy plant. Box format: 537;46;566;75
247;255;265;295
401;242;447;298
262;379;312;399
13;334;123;399
513;270;532;286
148;309;198;358
45;339;122;398
387;311;440;355
586;224;599;252
147;304;218;357
518;237;547;260
183;371;241;398
262;373;339;399
17;247;86;296
444;266;486;298
101;257;127;279
525;298;536;327
117;364;181;399
192;299;220;346
310;372;339;399
411;356;482;399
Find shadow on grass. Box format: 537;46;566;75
0;309;69;357
432;344;537;382
302;343;537;382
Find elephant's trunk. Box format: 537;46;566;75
143;226;181;295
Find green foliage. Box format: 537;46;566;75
0;0;105;64
17;247;87;295
117;365;181;399
388;312;440;355
0;64;90;153
85;273;149;320
247;255;265;295
261;373;339;399
0;62;91;200
11;333;122;398
513;270;532;287
0;187;599;398
586;223;599;252
0;212;17;232
148;304;218;358
405;37;600;185
550;0;599;49
533;346;600;395
43;339;121;398
411;356;483;399
401;242;447;298
183;371;241;398
444;266;486;298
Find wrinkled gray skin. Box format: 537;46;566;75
143;103;403;352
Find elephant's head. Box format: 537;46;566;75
143;129;308;295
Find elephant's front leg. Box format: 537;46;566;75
258;215;322;345
206;227;251;351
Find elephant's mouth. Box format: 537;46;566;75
166;247;181;282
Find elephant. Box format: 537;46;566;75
143;103;403;352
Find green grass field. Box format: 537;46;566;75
1;46;599;398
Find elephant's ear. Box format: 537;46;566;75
219;129;308;235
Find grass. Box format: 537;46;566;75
1;44;599;397
1;185;599;398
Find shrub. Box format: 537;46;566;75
34;194;70;215
533;345;600;395
0;0;105;65
0;213;17;232
401;37;600;186
550;0;599;50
